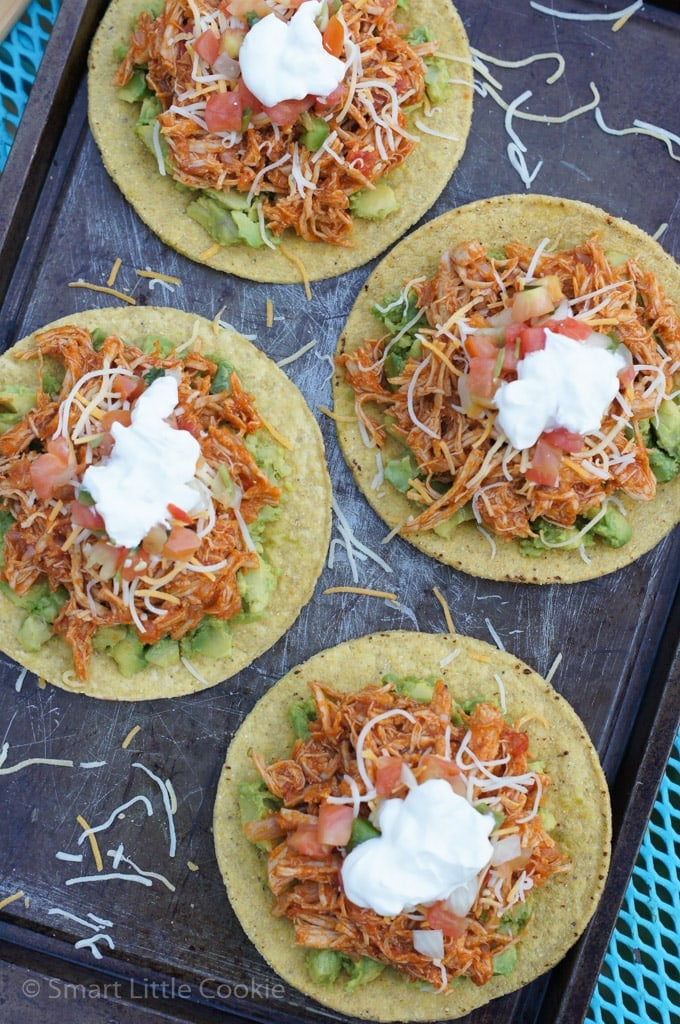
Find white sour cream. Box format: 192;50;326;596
495;329;627;450
239;1;345;108
340;779;494;917
82;376;201;548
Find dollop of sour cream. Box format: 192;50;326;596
340;779;494;917
82;375;201;548
494;329;627;450
239;1;345;108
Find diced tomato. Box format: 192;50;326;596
287;822;331;858
541;427;583;453
205;90;244;133
120;548;154;581
236;78;263;116
619;364;635;388
519;326;547;358
112;374;143;401
425;901;467;938
346;147;377;175
30;438;74;500
465;356;497;398
501;342;519;374
464;334;499;359
263;95;314;126
505;730;530;758
418;754;461;783
526;437;562;487
317;803;354;846
167;502;192;524
543;316;591;341
162;525;201;560
315;82;346;111
322;15;344;57
193;26;220;65
503;322;524;347
101;409;132;432
375;755;403;797
86;540;129;581
70;500;105;531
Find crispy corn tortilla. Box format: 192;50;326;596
333;193;680;583
0;307;331;700
214;630;611;1021
87;0;473;283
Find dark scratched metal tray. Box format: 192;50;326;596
0;1;678;1021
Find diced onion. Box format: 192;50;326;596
491;833;522;866
413;929;445;960
444;877;478;917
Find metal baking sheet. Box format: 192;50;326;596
0;1;678;1021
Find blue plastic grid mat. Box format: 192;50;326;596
0;2;679;1022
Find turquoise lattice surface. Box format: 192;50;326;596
0;2;679;1022
0;0;60;168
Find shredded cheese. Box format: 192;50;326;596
68;281;136;304
0;890;24;911
277;338;318;367
106;258;122;287
76;814;104;872
323;585;398;601
433;586;456;634
136;268;182;285
121;725;141;750
530;0;643;27
200;242;221;260
266;298;274;328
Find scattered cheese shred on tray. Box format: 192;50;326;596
530;0;642;27
77;815;104;872
121;725;141;750
0;890;24;911
266;299;274;328
323;585;398;602
277;338;318;368
136;269;182;285
106;258;122;287
68;281;136;304
433;585;456;634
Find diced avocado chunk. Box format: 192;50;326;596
181;617;232;659
209;358;236;395
244;430;289;485
0;578;67;622
383;334;422;381
492;946;518;976
539;809;557;832
499;899;533;936
237;558;279;617
144;636;180;667
238;778;281;836
0;385;37;433
91;328;109;352
139;333;175;357
590;505;632;549
349;182;399;221
648;447;679;483
424;57;450;104
17;613;53;651
347;816;381;851
92;624;129;651
187;195;241;246
0;510;15;568
372;288;422;335
299;112;330;151
289;698;318;739
110;632;147;676
433;502;475;538
384;672;436;703
117;69;149;103
519;518;589;556
655;398;680;460
343;956;385;990
605;249;629;268
407;26;434;45
137;94;162;126
204;188;252;213
305;948;344;985
232;209;267;248
384;453;419;493
248;505;281;552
